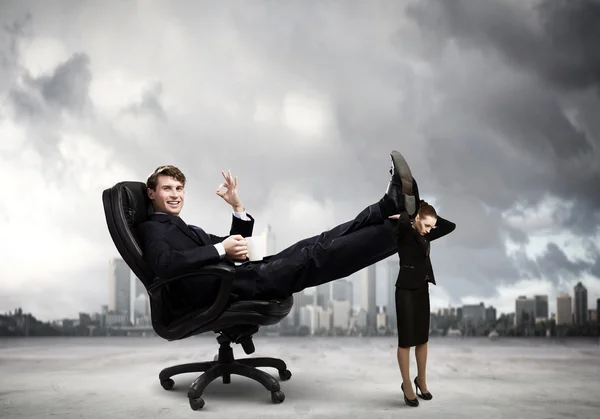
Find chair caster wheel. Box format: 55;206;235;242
160;378;174;390
189;397;205;410
271;390;285;404
279;369;292;381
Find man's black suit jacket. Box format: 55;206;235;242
137;212;255;307
393;213;456;290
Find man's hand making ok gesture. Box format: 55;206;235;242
216;170;244;212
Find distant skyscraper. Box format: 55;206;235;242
318;307;332;332
134;293;150;319
387;259;399;331
556;293;572;325
485;306;497;323
299;305;325;335
534;295;549;320
359;265;377;328
290;291;313;327
515;296;535;326
331;300;351;330
355;308;367;329
134;277;145;297
462;302;486;323
376;310;387;330
132;276;147;324
574;282;588;325
332;279;353;306
316;283;332;307
108;258;131;317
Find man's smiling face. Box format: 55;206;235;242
148;174;185;215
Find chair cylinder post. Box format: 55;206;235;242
218;340;234;364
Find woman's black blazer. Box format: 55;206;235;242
393;212;456;290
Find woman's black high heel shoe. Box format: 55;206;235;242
414;377;433;400
401;383;419;407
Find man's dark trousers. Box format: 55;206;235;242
233;202;398;300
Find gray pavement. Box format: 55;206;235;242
1;336;599;419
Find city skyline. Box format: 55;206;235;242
4;258;599;339
3;231;599;339
22;225;600;324
4;246;599;325
12;246;597;330
1;0;599;322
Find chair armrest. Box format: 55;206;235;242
147;263;235;293
148;263;236;330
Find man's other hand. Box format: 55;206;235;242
222;235;248;260
388;211;410;222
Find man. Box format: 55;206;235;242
137;151;420;308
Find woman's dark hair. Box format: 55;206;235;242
417;201;437;219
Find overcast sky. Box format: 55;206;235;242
1;0;599;321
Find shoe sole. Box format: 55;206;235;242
390;151;416;215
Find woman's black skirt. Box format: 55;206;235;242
395;283;430;348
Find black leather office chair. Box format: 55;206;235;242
102;181;294;411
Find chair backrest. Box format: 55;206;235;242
102;181;156;287
103;181;208;336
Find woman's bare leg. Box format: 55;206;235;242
415;343;429;392
397;346;415;399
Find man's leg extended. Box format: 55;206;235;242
236;149;417;299
269;202;386;259
237;202;398;299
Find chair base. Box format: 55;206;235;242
158;334;292;410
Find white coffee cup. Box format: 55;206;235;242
245;236;266;261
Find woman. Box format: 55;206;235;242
392;199;456;407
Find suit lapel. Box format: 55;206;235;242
150;213;202;245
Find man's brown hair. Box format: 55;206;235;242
146;165;187;190
417;201;437;219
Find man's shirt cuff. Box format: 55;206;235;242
233;210;249;221
214;243;226;258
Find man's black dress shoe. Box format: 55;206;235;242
384;150;417;217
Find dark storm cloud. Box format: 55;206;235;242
32;52;92;112
516;242;594;283
8;88;43;117
1;14;30;108
510;248;541;280
590;254;600;278
3;13;92;122
9;52;92;116
536;0;600;90
485;79;592;159
421;194;523;300
401;0;600;296
414;47;599;217
0;13;31;68
123;82;166;120
405;0;600;230
2;24;93;179
406;0;600;91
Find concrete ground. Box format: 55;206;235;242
1;336;599;419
